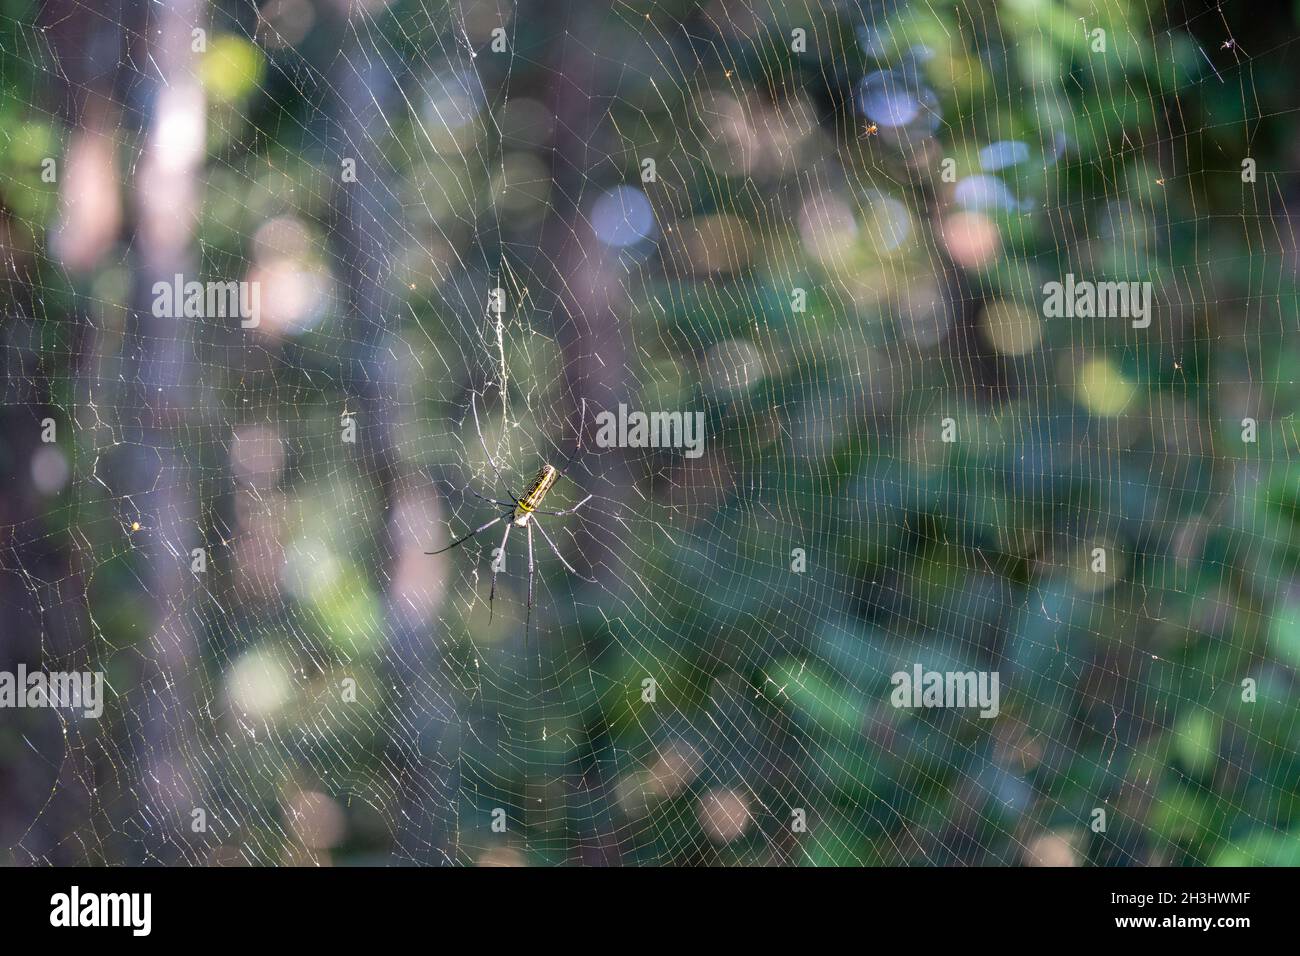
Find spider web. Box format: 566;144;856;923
1;0;1298;866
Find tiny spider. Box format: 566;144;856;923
428;393;595;638
864;122;879;136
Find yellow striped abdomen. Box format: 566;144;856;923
513;464;558;525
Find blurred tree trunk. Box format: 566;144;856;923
535;0;634;866
328;21;461;863
116;0;207;862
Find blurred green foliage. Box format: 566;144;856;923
1;0;1298;866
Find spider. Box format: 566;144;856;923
427;393;595;637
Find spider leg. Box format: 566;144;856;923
470;488;516;509
533;517;597;583
472;392;519;504
525;521;535;644
532;494;594;518
425;513;505;555
488;521;513;623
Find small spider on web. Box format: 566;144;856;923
427;393;595;640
